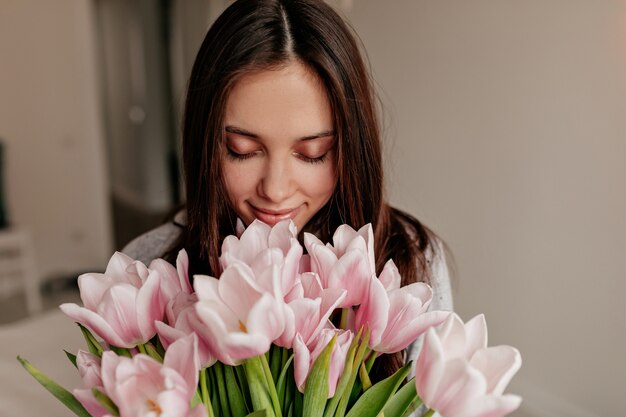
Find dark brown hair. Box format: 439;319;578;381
169;0;440;380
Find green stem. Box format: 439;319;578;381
137;343;148;355
364;350;376;373
201;368;215;417
423;409;435;417
339;308;350;329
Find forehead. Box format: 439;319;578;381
224;62;333;138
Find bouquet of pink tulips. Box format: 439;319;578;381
19;220;522;417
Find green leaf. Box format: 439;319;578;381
17;356;92;417
245;411;268;417
77;323;104;357
143;342;163;362
335;329;370;417
302;335;336;417
92;387;120;416
322;331;359;417
236;364;252;409
225;364;249;417
276;354;294;405
215;363;233;417
270;344;282;383
344;362;412;417
381;377;421;417
244;356;276;417
109;345;132;358
364;350;376;373
210;367;221;417
64;350;78;369
259;353;283;417
294;389;303;417
358;362;372;391
283;362;296;417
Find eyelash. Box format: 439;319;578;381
297;153;328;164
226;148;256;161
226;148;329;164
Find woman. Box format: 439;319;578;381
124;0;452;381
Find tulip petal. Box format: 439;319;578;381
135;270;163;341
470;346;522;395
75;350;102;388
379;310;450;353
378;259;401;291
447;394;522;417
77;273;117;311
305;235;338;286
293;334;311;391
219;263;263;320
193;275;221;302
331;225;359;255
176;249;192;294
60;303;130;348
96;284;142;344
164;334;200;389
300;272;323;299
148;258;181;300
104;252;135;278
355;276;389;347
463;314;489;357
246;293;286;341
439;314;471;360
73;388;109;417
414;328;445;404
432;358;487;414
268;219;298;253
327;249;370;306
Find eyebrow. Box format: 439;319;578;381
225;126;335;141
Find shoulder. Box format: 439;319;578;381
122;211;185;265
425;236;454;312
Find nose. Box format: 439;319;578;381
258;158;293;203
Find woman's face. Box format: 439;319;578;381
221;61;337;231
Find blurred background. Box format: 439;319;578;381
1;0;625;416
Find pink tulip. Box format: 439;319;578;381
148;249;193;303
274;286;347;349
100;334;205;417
73;351;109;417
414;314;522;417
293;329;353;398
355;262;450;353
193;262;286;365
220;219;302;297
304;224;376;308
60;252;169;348
155;297;218;368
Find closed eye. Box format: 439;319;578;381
226;147;257;161
296;152;329;164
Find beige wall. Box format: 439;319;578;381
2;0;624;415
0;0;112;278
347;1;626;417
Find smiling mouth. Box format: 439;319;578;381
249;204;302;225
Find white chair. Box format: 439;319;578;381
0;229;42;315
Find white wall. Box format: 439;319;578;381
347;1;626;417
0;0;113;278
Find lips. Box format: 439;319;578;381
249;204;302;225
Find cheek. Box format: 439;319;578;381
300;164;337;198
222;162;254;202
